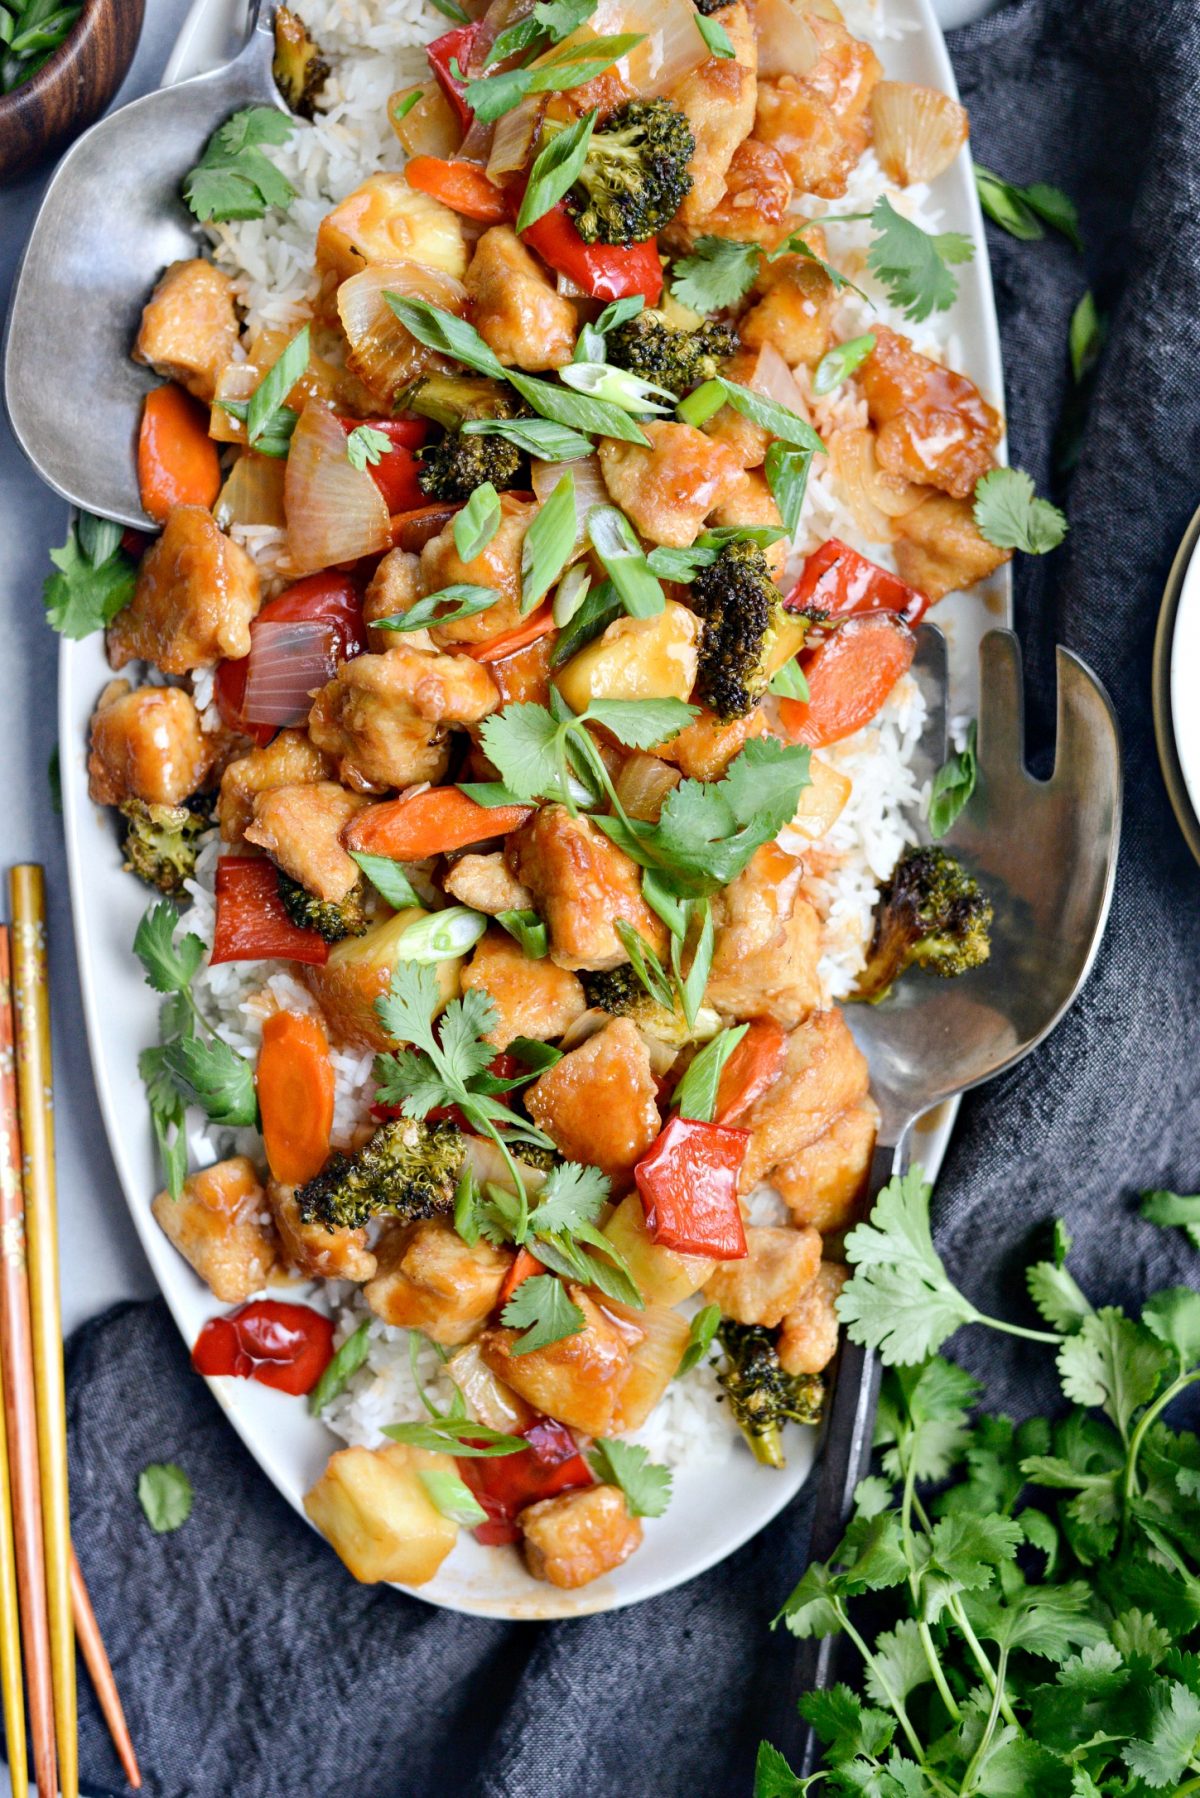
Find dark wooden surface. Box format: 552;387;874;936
0;0;146;184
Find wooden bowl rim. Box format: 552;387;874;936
0;0;137;122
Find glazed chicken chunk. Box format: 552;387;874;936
703;1224;822;1328
268;1180;377;1283
465;226;577;372
244;782;368;904
755;16;881;199
151;1157;277;1304
525;1018;661;1183
420;495;537;647
363;549;429;652
735;1008;871;1189
773;1097;879;1234
481;1287;635;1436
705;844;823;1027
598;422;743;550
654;707;766;783
308;646;499;789
107;505;261;675
364;1219;512;1345
670;139;794;251
778;1261;848;1376
460;930;587;1049
669;1;758;227
507;805;668;972
442;853;533;917
893;491;1012;601
87;680;213;807
218;729;333;843
740;235;838;368
133;257;239;404
522;1484;643;1590
860;327;1003;500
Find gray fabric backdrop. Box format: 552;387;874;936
14;0;1200;1791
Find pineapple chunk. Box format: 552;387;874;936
553;603;700;713
316;173;468;286
609;1301;691;1432
304;907;461;1049
602;1193;712;1308
784;756;852;845
304;1442;458;1585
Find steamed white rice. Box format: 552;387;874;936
177;0;937;1471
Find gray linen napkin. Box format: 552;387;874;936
61;0;1200;1791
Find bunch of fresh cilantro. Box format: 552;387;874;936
760;1167;1200;1798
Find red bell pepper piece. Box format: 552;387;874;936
713;1019;787;1126
458;1417;593;1546
120;526;154;560
210;858;329;966
338;416;427;515
192;1299;335;1396
778;612;916;750
784;538;928;627
426;23;478;133
215;570;367;744
520;204;663;305
635;1115;749;1260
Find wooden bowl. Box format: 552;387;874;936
0;0;145;184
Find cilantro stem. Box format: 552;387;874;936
900;1458;962;1724
1123;1369;1200;1508
911;1490;1018;1731
1172;1779;1200;1797
836;1601;944;1781
970;1314;1064;1347
959;1645;1009;1796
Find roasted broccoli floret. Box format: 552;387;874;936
693;0;728;13
691;540;784;721
272;5;329;117
417;430;522;502
277;872;370;943
583;965;690;1044
119;799;207;896
563;99;695;246
409;373;516;431
606;315;738;396
716;1320;823;1468
853;845;993;1003
296;1118;464;1233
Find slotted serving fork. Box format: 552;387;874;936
782;625;1122;1772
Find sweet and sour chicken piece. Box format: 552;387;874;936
244;782;367;904
363;549;430;652
859;327;1003;500
739;232;839;368
481;1287;636;1436
308;646;498;790
703;1224;822;1327
778;1261;847;1376
506;805;669;972
525;1018;661;1183
460;930;587;1048
218;729;333;842
151;1157;277;1304
420;494;537;647
755;16;881;199
107;505;261;675
669;139;794;251
87;680;214;807
442;853;533;916
465;226;577;372
669;2;758;228
773;1097;878;1234
709;471;788;580
132;258;239;404
705;844;823;1028
892;491;1012;602
598;422;743;549
522;1484;643;1590
735;1008;870;1189
364;1219;512;1345
267;1181;377;1283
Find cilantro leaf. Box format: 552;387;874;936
974;467;1068;554
345;424;392;472
753;1741;812;1798
1026;1251;1094;1334
1056;1308;1169;1442
798;1685;894;1765
526;1161;610;1235
1141;1189;1200;1251
1143;1288;1200;1370
501;1274;585;1354
669;236;762;313
133;903;205;995
160;1034;258;1128
867;195;974;323
776;1560;845;1638
839;1166;980;1364
585;697;695;748
477;704;565;802
1123;1680;1200;1788
675;1303;721;1378
42;525;135;639
183;105;295;222
137;1462;193;1533
587;1437;672;1517
862;1619;932;1707
928;720;977;839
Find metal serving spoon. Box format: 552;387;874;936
783;625;1122;1772
3;3;279;528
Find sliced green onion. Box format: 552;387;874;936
553;564;591;627
247;326;310;446
764;442;813;539
675;379;726;429
375;585;499;633
396;906;488;963
811;333;876;397
454;481;502;562
349;852;422;910
418;1467;488;1526
309;1320;371;1415
559;361;675;416
496;909;551;958
674;1024;748;1123
587;505;665;618
693;11;733;54
767;657;809;701
463;416;593;461
517;108;597;233
522;471;577;614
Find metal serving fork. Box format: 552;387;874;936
783;625;1122;1772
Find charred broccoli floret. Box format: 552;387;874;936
583;965;691;1044
691;540;784;721
853;845;993;1003
272;6;329;117
119;799;207;896
606;316;738;396
716;1320;824;1468
277;872;370;943
563;100;695;246
417;429;522;502
296;1118;464;1233
693;0;728;13
409;373;516;431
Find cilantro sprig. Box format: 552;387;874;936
973;467;1068;556
761;1170;1200;1797
588;1438;673;1517
182;105;295;224
42;513;135;640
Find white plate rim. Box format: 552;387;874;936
58;0;1010;1619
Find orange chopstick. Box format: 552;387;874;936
70;1549;140;1789
0;1348;27;1797
0;923;52;1797
9;868;77;1798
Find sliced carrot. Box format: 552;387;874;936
137;383;221;522
778;614;916;749
344;787;533;860
256;1010;336;1187
497;1247;545;1309
714;1019;787;1126
469;603;556;665
405;157;509;223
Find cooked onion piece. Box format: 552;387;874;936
215;453;287;529
285;400;392;573
243;620;340;726
754;0;821;81
390;85;462;159
869;81;969;187
828;426;926;542
336;261;466;403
